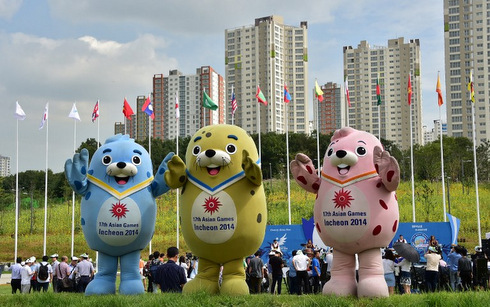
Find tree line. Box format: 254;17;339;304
1;132;489;211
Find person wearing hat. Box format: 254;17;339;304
50;253;60;292
424;246;441;292
69;256;79;291
20;258;35;294
73;253;94;293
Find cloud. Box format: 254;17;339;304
48;0;340;34
0;30;178;172
0;0;22;19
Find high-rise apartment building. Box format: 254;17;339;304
444;0;489;143
313;82;346;134
152;66;225;141
225;16;309;135
0;155;10;177
343;38;423;149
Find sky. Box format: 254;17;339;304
0;0;445;173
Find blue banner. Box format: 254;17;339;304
258;225;306;264
391;222;454;262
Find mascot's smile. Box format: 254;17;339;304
194;148;231;177
337;164;350;175
106;161;138;185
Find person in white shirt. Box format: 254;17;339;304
293;250;311;294
21;258;35;294
50;253;60;293
382;249;396;296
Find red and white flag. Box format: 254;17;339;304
92;100;99;122
39;102;49;130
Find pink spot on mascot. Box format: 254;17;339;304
291;127;400;297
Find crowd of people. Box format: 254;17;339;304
383;235;490;295
245;239;333;295
5;236;488;296
7;253;94;294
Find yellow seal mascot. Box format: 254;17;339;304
165;124;267;295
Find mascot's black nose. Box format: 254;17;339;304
336;150;347;158
117;162;126;169
205;149;216;158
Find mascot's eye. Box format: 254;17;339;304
132;155;141;165
225;143;237;154
356;146;367;156
327;148;334;157
192;145;201;156
102;155;112;165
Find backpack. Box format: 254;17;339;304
38;263;49;280
149;259;160;277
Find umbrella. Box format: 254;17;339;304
393;242;420;263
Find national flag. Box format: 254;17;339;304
175;92;180;119
376;74;382;106
344;76;351;107
467;70;474;103
314;80;324;102
39;102;48;130
407;74;412;106
68;103;81;121
14;101;26;120
123;98;134;119
230;88;237;115
203;89;218;110
92;100;99;122
142;94;155;119
436;73;444;106
256;86;268;106
284;84;291;103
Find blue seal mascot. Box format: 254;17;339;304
65;134;173;295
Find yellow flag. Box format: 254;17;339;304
467;70;474;103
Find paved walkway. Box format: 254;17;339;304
1;274;11;285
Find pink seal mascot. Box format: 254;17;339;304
290;127;400;297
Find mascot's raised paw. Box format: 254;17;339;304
373;146;400;192
64;148;90;194
290;153;320;193
242;149;262;186
164;155;187;189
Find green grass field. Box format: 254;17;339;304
1;284;490;307
0;180;488;262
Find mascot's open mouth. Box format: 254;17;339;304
207;167;220;176
115;176;130;185
337;164;350;175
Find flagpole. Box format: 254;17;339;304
148;96;153;256
43;104;49;255
96;100;99;274
439;108;447;222
316;98;320;177
286;98;291;225
176;91;180;250
71;117;76;257
15;118;19;262
410;99;416;222
470;94;482;246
